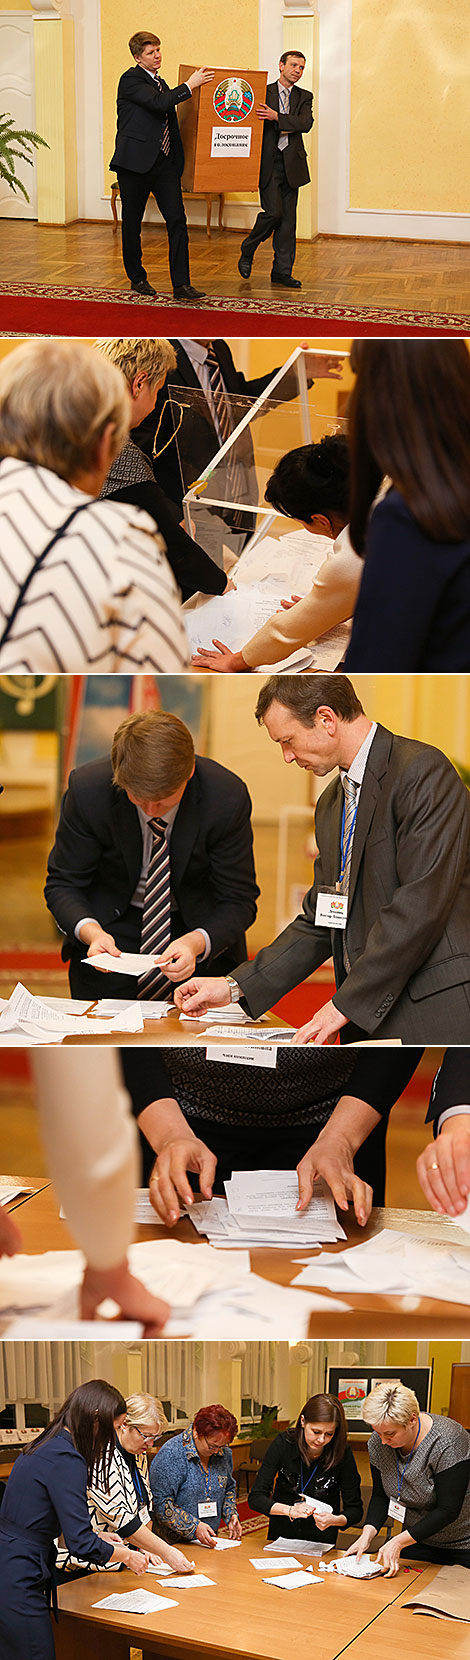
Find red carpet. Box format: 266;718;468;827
1;284;468;336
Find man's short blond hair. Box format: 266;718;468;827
112;711;195;799
0;340;130;480
364;1382;420;1429
126;1392;169;1435
96;338;177;391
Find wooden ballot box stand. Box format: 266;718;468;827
178;66;268;193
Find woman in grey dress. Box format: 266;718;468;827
346;1380;470;1576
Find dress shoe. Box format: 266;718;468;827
130;278;157;296
173;284;206;300
271;272;302;289
238;254;252;279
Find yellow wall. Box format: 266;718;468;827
100;2;259;195
350;0;470;214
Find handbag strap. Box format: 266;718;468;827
0;501;90;650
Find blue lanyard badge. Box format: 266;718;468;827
300;1461;319;1496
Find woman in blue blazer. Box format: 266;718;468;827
344;339;470;669
0;1379;150;1659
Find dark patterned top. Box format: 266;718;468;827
100;439;156;496
123;1049;421;1131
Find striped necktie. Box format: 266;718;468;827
340;775;358;973
137;816;172;1000
154;76;171;156
277;84;290;151
204;345;245;531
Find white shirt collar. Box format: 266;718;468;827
176;338;209;368
340;723;377;790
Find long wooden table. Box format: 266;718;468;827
342;1563;470;1659
5;1184;470;1338
54;1533;434;1660
9;998;287;1046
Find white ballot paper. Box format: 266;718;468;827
320;1555;383;1579
92;1590;178;1613
212;1538;242;1550
0;1181;34;1206
85;952;163;975
290;1225;470;1307
251;1557;302;1572
262;1570;323;1589
211;1170;347;1249
158;1574;215;1589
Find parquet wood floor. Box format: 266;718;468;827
1;224;470;319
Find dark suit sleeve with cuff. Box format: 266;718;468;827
277;95;313;135
45;770;110;937
332;749;470;1034
426;1050;470;1127
234;840;332;1019
119;77;191;116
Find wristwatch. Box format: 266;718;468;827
226;976;241;1004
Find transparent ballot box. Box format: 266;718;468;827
170;346;349;559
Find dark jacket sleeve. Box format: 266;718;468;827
409;1459;470;1543
338;1445;363;1526
46;1449;114;1566
105;478;226;601
120;1049;176;1118
44;770;108;936
248;1435;285;1517
119;75;191;117
365;1459;390;1535
426;1050;470;1128
277;93;314;135
344;1051;424;1119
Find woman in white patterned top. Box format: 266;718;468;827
59;1393;194;1577
0;340;189;673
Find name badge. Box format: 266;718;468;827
198;1501;218;1519
315;887;348;930
388;1498;406;1523
139;1504;150;1526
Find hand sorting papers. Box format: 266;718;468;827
0;982;144;1040
92;1590;178;1614
189;1170;346;1250
319;1555;383;1579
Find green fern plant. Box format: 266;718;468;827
0;112;49;203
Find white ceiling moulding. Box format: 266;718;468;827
29;0;70;14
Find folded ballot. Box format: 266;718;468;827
319;1555;383;1579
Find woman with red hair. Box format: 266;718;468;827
150;1405;242;1549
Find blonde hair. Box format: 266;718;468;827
112;710;194;799
364;1382;420;1429
0;340;130;480
126;1393;169;1435
96;338;177;391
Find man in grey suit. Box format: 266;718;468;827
175;675;470;1044
238;51;313;289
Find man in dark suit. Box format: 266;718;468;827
175;675;470;1043
238;51;313;289
45;710;259;1001
418;1051;470;1218
110;31;213;299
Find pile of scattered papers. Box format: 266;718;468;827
188;1171;346;1250
291;1225;470;1306
0;1236;349;1339
0;982;144;1042
319;1554;382;1579
186;527;350;672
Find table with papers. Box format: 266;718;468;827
0;983;288;1046
3;1189;470;1339
185;527;352;673
53;1533;434;1660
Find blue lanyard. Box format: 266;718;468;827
131;1457;147;1508
300;1459;320;1496
395;1418;421;1497
338;796;358;887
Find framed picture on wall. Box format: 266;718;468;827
325;1364;433;1437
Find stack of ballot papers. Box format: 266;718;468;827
251;1557;304;1572
290;1225;470;1305
93;1590;178;1614
188;1171;346;1250
180;1005;249;1024
264;1537;332;1557
0;1237;349;1338
0;982;145;1040
319;1555;382;1578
